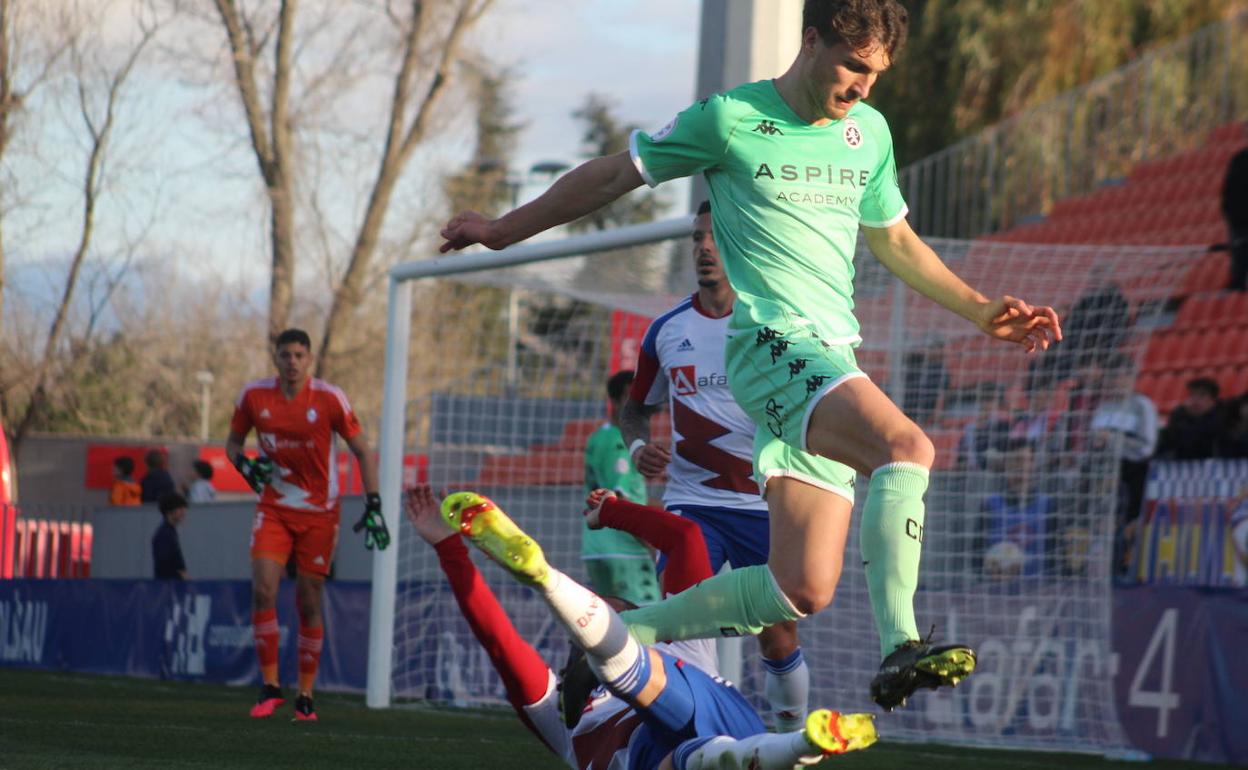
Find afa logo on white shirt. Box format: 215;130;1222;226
671;365;697;396
670;365;729;397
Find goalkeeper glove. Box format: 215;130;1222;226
353;493;391;551
233;455;273;494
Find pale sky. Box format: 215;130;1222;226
7;0;702;305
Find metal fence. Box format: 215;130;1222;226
0;503;94;579
900;12;1248;239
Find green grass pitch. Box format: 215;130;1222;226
0;668;1228;769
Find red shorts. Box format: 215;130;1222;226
250;505;340;577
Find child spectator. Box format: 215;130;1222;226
186;460;216;503
109;457;141;506
152;492;189;580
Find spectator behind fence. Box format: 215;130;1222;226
1220;395;1248;458
1029;268;1129;391
1089;353;1158;574
1223;144;1248;291
978;438;1055;580
109;456;141;506
187;459;216;503
152;492;189;580
140;448;177;503
956;382;1012;471
901;340;949;426
1157;378;1222;460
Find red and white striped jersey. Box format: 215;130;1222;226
631;294;766;512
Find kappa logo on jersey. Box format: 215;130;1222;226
751;120;783;136
676;338;695;352
843;118;863;149
671;365;697;396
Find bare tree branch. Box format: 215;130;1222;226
0;0;73;383
11;6;160;448
316;0;495;374
213;0;297;341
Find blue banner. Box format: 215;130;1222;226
4;578;1245;764
1137;460;1248;587
0;579;370;692
1112;585;1248;765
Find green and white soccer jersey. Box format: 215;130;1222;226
581;423;651;559
630;80;907;493
630;79;908;346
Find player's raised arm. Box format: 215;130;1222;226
861;218;1063;353
440;150;644;253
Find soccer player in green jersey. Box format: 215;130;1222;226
582;370;661;606
441;0;1062;710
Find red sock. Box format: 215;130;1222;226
435;535;552;744
297;624;323;695
253;609;280;686
598;497;713;594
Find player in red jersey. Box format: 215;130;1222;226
226;328;389;721
405;484;877;769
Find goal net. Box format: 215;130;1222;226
373;218;1200;755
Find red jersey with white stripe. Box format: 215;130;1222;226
630;294;766;512
229;377;361;516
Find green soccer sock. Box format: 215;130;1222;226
620;564;803;646
861;462;929;657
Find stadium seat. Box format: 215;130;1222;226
1142;331;1179;371
554;419;602;450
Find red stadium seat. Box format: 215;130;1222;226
1143;331;1180;370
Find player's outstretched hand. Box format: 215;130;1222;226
977;295;1063;353
352;493;391;551
439;210;504;253
583;488;616;530
633;442;672;478
404;484;456;545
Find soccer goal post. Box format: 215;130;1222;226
371;217;1202;756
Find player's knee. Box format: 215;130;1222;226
252;585;278;609
887;427;935;469
782;582;835;615
757;621;799;659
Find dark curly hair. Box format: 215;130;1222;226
803;0;908;59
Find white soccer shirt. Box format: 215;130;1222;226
630;294;767;512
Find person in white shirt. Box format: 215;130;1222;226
1090;352;1159;572
186;460;217;504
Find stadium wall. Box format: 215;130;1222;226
87;499;376;581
